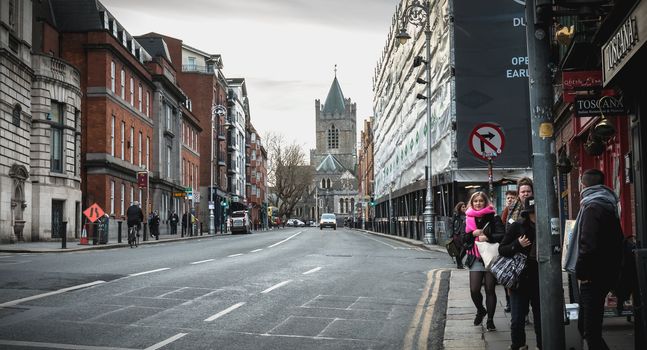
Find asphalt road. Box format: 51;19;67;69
0;227;452;350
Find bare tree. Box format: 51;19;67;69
266;133;313;219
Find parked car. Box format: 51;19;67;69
319;213;336;230
230;210;251;234
287;219;305;227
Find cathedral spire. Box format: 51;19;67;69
322;71;346;115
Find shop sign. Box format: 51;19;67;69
574;94;625;117
562;71;602;103
602;0;647;85
137;171;148;188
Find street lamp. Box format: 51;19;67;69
210;104;227;235
397;0;436;245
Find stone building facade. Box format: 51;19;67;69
226;78;248;210
0;0;33;242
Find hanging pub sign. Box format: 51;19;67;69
562;70;603;103
574;94;626;117
137;171;148;188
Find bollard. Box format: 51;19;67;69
61;221;67;249
117;221;122;243
200;222;203;236
143;223;148;241
92;223;99;245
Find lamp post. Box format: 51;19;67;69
210;104;227;236
396;0;436;244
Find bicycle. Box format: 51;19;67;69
128;225;140;248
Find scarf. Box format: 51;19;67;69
564;185;619;274
465;205;496;259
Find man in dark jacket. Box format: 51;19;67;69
499;196;541;350
126;201;144;233
575;169;624;350
169;211;179;235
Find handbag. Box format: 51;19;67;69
445;240;460;257
490;253;527;289
475;241;500;270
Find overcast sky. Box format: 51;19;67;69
101;0;397;156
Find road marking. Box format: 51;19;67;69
128;268;170;277
228;253;243;257
261;280;292;294
0;255;14;259
190;259;214;265
204;302;245;321
358;232;405;249
144;333;188;350
0;339;132;349
0;280;106;308
417;269;446;350
250;249;263;253
268;231;302;248
181;289;221;306
303;267;322;275
403;269;441;350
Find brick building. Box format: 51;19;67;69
357;117;374;226
245;123;267;229
180;104;201;234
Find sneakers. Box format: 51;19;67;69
473;309;487;326
486;319;496;331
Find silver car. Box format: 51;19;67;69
230;210;251;234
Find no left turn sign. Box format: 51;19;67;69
469;123;505;160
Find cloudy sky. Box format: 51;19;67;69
102;0;397;156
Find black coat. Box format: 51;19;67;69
576;201;624;285
499;217;539;291
126;205;143;226
462;212;505;248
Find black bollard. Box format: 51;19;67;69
200;222;203;236
61;221;67;249
117;221;122;243
143;223;148;241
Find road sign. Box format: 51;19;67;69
83;203;105;223
193;192;200;203
469;123;505;160
185;187;192;193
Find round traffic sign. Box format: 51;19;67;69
468;123;505;160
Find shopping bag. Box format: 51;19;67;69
475;241;500;270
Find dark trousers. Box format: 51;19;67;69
170;224;177;235
510;287;542;349
579;281;610;350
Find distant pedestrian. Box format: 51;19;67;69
565;169;623;350
499;196;541;350
500;190;517;224
169;211;179;235
181;211;190;237
451;201;467;269
149;210;160;240
463;191;505;331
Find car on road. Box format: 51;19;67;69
287;219;305;227
319;213;336;230
230;210;251;234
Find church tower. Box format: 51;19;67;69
312;73;357;173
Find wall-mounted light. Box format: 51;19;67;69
593;95;618;139
556;151;573;174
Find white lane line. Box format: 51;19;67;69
144;332;188;350
250;249;263;253
0;280;106;308
303;267;322;275
228;253;243;257
0;339;132;350
261;280;292;294
190;259;214;265
128;268;170;277
0;255;15;259
268;231;302;248
204;302;246;322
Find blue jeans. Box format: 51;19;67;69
578;281;610;350
510;287;542;349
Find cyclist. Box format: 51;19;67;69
126;201;144;246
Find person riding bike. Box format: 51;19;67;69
126;201;144;243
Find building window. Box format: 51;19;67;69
146;136;150;169
327;125;339;149
111;116;115;156
74;109;80;176
120;68;125;99
130;185;134;206
139;189;143;207
110;180;115;214
321;179;325;188
111;61;116;92
138;84;142;111
121;183;125;215
146;91;150;116
327;178;331;188
130;127;134;163
138;131;142;167
120;121;125;160
12;104;21;127
129;78;134;106
167;146;172;178
165;104;172;130
50;101;65;173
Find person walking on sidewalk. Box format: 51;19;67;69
149;210;160;240
169;211;179;235
499;196;541;350
463;191;505;331
451;201;467;269
565;169;623;350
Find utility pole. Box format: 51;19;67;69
526;1;565;349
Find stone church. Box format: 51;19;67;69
295;73;358;224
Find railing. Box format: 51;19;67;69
181;64;215;74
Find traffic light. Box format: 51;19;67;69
369;197;376;206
